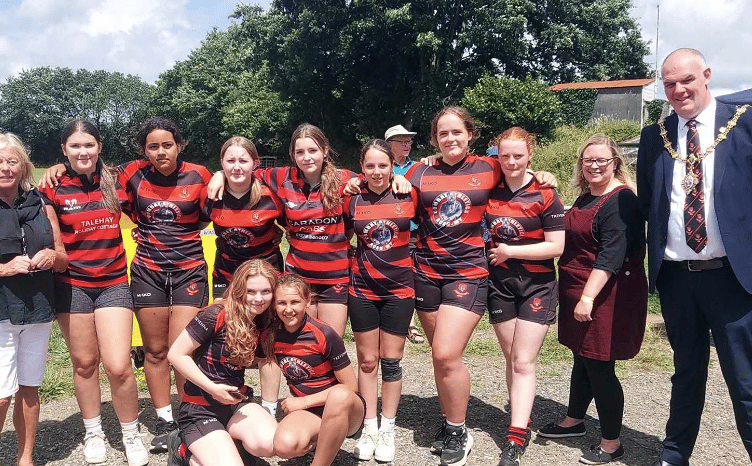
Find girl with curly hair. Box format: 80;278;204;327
167;259;279;466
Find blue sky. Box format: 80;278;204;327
0;0;749;98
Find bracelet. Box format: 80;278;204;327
580;295;594;305
303;397;309;409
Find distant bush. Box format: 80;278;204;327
462;75;562;151
594;117;641;143
646;99;667;125
556;88;598;127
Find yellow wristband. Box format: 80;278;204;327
580;295;594;305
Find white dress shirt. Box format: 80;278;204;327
664;98;727;261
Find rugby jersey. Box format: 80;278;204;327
182;304;260;407
406;155;501;280
485;178;565;274
119;160;211;272
259;167;356;285
270;314;350;397
201;183;285;283
343;187;418;300
40;164;128;288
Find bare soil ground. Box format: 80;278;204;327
2;316;749;466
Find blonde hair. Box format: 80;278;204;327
262;273;312;364
222;259;279;367
289;124;341;211
570;133;636;195
220;136;262;208
0;132;35;192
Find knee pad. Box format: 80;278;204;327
380;357;403;382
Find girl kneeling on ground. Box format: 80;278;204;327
167;259;279;466
264;273;365;466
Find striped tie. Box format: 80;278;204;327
684;119;708;252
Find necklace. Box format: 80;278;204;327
658;104;749;193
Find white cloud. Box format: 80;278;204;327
632;0;752;98
0;0;198;83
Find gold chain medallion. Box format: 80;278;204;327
658;104;749;193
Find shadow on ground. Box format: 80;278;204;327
396;393;663;466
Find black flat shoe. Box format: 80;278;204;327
537;422;586;438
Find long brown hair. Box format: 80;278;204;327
262;273;312;364
570;133;636;195
61;120;121;214
223;259;279;367
220;136;262;207
289;124;341;211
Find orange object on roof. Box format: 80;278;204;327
550;78;654;91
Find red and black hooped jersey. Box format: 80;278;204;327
40;165;128;288
485;178;565;274
406;155;501;280
182;304;259;407
119;160;211;272
260;167;356;285
343;187;418;300
201;183;284;284
268;314;350;397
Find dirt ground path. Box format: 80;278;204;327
2;317;749;466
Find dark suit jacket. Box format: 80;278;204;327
637;100;752;294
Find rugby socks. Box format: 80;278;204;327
155;405;174;423
261;399;278;417
83;415;104;436
508;426;531;447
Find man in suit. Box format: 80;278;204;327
637;48;752;465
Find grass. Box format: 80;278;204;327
39;322;74;402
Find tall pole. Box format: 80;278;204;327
655;4;660;98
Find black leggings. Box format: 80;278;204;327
566;354;624;440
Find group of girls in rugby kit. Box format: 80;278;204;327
34;105;585;466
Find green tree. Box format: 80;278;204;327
151;12;290;165
0;67;152;165
462;75;562;149
222;0;649;164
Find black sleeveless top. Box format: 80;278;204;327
0;189;55;324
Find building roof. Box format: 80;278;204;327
550;78;654;91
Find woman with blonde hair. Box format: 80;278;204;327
0;132;68;466
539;134;647;465
167;259;279;466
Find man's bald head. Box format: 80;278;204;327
661;48;707;74
661;48;712;120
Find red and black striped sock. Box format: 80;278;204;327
507;426;530;447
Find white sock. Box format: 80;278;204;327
83;415;104;435
261;400;278;417
155;405;173;422
380;414;395;430
363;417;378;433
121;419;139;439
